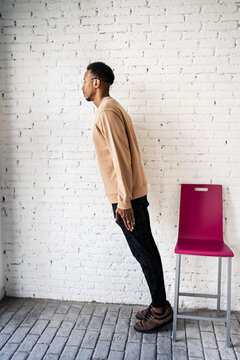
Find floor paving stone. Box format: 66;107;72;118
80;330;99;349
119;306;132;319
46;336;68;355
157;335;171;354
142;332;157;344
140;342;156;360
110;333;128;352
172;329;186;347
75;348;93;360
0;342;19;360
172;345;188;360
127;326;142;343
21;312;39;327
186;321;201;339
37;326;58;344
230;319;240;334
1;318;22;335
59;344;79;359
0;312;15;326
17;333;39;352
204;348;221;360
98;325;115;342
231;334;240;352
42;354;59;360
157;355;171;360
107;305;121;312
0;296;240;359
104;311;118;326
56;321;75;337
124;342;141;360
214;324;227;342
201;330;217;349
29;319;49;335
13;306;34;321
187;338;204;357
64;305;82;322
39;305;58;321
108;350;124;360
92;340;111;359
74;314;91;330
93;304;108;318
199;319;214;332
87;315;104;332
115;318;130;334
11;352;28;360
27;343;48;360
66;329;85;347
48;313;65;328
217;340;237;360
56;304;71;315
81;304;95;316
0;333;11;348
8;325;31;344
30;301;48;316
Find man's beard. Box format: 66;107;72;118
86;92;94;102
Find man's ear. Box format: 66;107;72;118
93;78;101;88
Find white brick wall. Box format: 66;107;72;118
0;0;239;311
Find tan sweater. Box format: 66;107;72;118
92;96;148;209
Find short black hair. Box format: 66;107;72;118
87;62;115;85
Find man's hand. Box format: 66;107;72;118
115;206;135;231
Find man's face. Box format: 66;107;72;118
82;70;95;102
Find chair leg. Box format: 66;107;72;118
226;257;232;348
172;254;181;342
217;257;222;317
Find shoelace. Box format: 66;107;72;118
144;304;168;323
144;307;155;322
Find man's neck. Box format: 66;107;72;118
94;93;110;108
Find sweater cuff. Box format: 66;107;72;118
117;199;132;209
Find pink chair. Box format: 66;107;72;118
172;184;234;348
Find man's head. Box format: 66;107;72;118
82;62;115;102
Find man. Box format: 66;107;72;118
82;62;173;333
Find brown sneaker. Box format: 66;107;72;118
134;301;173;333
135;303;153;320
135;300;171;320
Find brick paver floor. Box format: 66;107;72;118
0;296;239;359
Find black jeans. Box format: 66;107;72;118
112;195;166;308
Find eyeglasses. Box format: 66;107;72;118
82;77;99;86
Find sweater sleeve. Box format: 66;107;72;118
98;109;133;209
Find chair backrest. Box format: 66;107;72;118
178;184;223;242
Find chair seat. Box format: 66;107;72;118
175;238;234;257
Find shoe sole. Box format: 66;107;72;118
133;317;173;333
